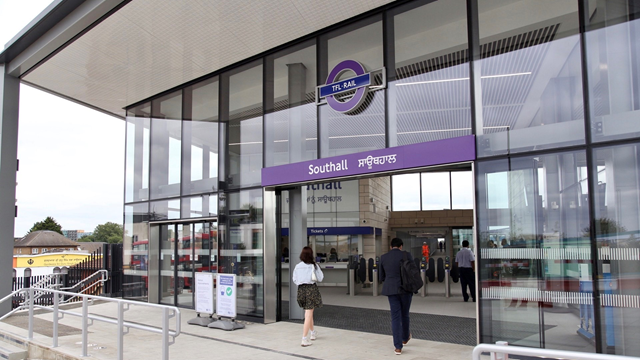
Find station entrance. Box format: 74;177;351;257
274;162;478;345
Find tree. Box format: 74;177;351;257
78;235;95;243
28;216;63;235
92;222;124;244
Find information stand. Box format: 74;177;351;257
187;272;216;326
208;273;245;331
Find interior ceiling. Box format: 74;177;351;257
22;0;397;118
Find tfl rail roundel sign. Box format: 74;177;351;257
316;60;386;114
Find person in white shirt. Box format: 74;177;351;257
292;246;324;347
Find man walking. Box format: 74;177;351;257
380;238;413;355
455;240;476;302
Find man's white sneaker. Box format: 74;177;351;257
301;337;312;347
310;330;317;340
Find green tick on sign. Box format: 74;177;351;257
226;287;232;296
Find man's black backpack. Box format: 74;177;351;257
400;251;423;293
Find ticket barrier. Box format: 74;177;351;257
372;257;380;297
420;256;427;297
348;256;359;296
444;256;451;298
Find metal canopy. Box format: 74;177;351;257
3;0;396;118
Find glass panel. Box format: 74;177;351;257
307;180;360;227
182;77;219;195
422;172;451;210
320;18;385;157
390;0;471;146
452;228;473;258
225;62;263;189
392;174;421;211
176;224;193;307
199;221;218;274
476;0;585;157
585;1;640;142
593;144;640;357
266;42;317;166
181;194;218;218
125;104;150;203
150;91;182;199
123;202;149;301
159;224;176;305
220;189;263;317
477;150;593;353
149;199;181;221
451;171;473;209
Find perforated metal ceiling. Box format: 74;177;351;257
22;0;396;118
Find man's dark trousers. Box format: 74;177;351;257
388;292;413;349
459;267;476;301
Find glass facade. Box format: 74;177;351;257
475;0;585;157
120;0;640;353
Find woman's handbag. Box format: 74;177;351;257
311;265;318;282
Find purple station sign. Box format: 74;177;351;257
262;135;476;187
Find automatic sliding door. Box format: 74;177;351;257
177;224;193;307
159;224;176;305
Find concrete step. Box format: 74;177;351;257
0;341;27;360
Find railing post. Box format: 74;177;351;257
27;288;33;340
117;301;124;360
81;296;88;357
162;307;169;360
52;290;59;347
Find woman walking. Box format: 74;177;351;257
292;246;324;347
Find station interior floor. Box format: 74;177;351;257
285;279;476;319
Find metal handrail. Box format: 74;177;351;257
473;343;640;360
0;288;181;360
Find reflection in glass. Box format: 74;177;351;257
226;63;263;189
390;0;471;147
475;0;584;157
477;150;593;352
220;189;263;317
181;194;218;218
125;103;150;203
176;224;193;308
149;199;180;221
320;19;385;157
182;77;219;195
586;2;640;142
123;203;149;301
593;144;640;356
266;43;317;166
150;91;182;199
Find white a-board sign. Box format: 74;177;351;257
216;274;237;318
195;272;215;314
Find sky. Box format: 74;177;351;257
1;0;125;237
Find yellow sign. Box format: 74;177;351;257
14;253;97;268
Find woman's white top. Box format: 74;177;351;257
292;262;324;285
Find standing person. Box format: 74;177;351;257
455;240;476;302
292;246;324;347
380;238;413;355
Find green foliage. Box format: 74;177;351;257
28;216;63;235
77;235;95;243
92;222;124;244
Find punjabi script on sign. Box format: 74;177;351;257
358;154;397;169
